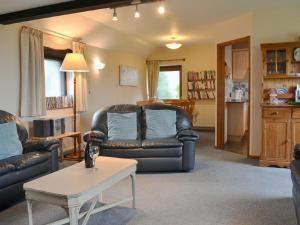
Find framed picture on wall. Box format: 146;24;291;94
119;65;138;86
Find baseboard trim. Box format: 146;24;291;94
248;155;259;160
193;126;215;131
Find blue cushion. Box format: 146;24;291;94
107;112;137;140
145;109;177;139
0;122;23;160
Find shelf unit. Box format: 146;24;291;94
260;41;300;168
187;71;216;100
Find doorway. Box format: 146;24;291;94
216;36;251;156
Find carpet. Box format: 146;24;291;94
0;132;297;225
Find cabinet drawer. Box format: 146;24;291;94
292;108;300;118
263;108;291;119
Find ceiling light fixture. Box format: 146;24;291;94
166;37;182;50
158;1;165;15
134;4;140;18
112;8;118;21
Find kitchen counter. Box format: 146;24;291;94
226;100;248;103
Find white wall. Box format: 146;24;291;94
147;43;216;127
80;45;146;132
0;24;21;115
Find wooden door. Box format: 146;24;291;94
232;49;249;80
261;119;291;165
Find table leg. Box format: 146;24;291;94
98;192;103;202
27;200;33;225
130;173;136;208
73;136;77;155
69;206;79;225
77;134;82;161
59;139;64;162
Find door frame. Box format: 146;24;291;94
216;36;251;154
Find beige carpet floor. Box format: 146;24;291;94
0;131;297;225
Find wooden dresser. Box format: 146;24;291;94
260;41;300;167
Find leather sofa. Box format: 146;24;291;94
84;104;199;172
0;110;59;210
291;144;300;225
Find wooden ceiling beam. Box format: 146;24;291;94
0;0;160;25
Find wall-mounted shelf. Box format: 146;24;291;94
187;70;216;100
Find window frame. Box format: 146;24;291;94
158;65;182;100
44;47;72;97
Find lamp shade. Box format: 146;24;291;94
60;53;89;72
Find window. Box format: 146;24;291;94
157;65;182;99
44;59;66;97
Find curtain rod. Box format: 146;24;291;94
22;25;85;44
146;58;186;63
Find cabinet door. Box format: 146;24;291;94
291;119;300;158
232;49;249;80
262;119;290;162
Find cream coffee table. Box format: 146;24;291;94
24;156;137;225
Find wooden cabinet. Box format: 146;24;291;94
260;107;298;167
261;117;291;167
227;102;248;142
232;49;249;80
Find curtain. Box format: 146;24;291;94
20;27;46;117
146;60;160;99
72;41;88;112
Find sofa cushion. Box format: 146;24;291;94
102;140;142;149
107;112;137;140
142;138;183;149
0;122;23;160
145;109;177;139
1;152;51;170
102;147;182;158
0;162;15;176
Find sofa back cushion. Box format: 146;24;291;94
0;122;23;160
145;109;177;139
92;105;142;140
0;110;28;144
107;112;137;140
142;104;192;139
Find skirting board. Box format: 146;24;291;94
193;126;215;131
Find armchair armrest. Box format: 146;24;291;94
83;131;106;145
23;139;60;154
295;144;300;159
177;130;199;141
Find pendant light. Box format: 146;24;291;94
166;37;182;50
134;4;140;18
112;8;118;21
158;1;165;15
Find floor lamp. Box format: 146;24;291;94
60;53;89;132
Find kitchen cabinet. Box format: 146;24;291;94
232;49;249;81
260;107;291;167
227;102;248;142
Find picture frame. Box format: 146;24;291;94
119;65;138;86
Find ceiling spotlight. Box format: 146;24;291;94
166;37;182;50
134;5;140;18
112;8;118;21
158;1;165;15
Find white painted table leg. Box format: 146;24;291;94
98;192;103;202
69;207;79;225
27;200;33;225
130;173;136;208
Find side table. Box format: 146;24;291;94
31;132;82;162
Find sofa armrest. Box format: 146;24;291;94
83;131;106;145
177;130;199;142
295;144;300;159
23;139;60;154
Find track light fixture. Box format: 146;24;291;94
158;1;165;15
112;8;118;21
134;4;140;18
